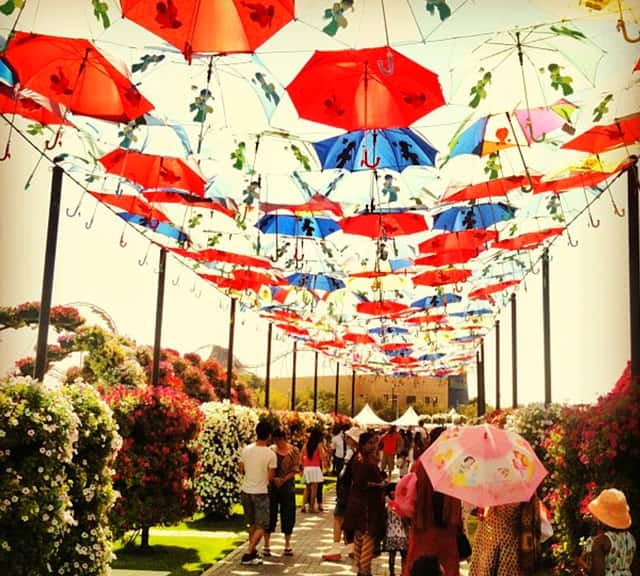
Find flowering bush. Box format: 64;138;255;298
196;401;258;518
106;386;203;546
52;382;121;576
0;302;84;332
0;376;78;575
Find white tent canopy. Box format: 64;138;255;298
392;406;420;427
352;403;389;427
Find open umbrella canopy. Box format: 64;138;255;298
0;88;71;126
433;203;516;231
286;46;445;130
286;272;345;292
561;112;640;154
2;32;153;122
340;211;428;238
255;214;340;238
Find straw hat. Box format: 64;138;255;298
345;427;364;443
587;488;632;530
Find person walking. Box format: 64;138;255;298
344;431;387;576
300;427;325;513
263;428;300;558
331;423;347;477
239;420;277;566
380;425;401;476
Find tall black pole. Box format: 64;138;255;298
511;293;518;408
334;362;340;414
313;351;319;412
265;323;272;408
291;341;297;410
627;158;639;383
478;339;486;416
495;320;501;411
151;248;167;387
34;165;64;381
542;248;551;405
351;370;356;417
226;298;236;399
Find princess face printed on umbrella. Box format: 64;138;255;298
512;449;534;480
452;455;479;487
434;447;454;469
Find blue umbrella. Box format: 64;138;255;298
369;326;409;336
286;272;345;292
433;202;516;231
119;213;188;243
313;128;438;172
255;214;340;239
419;353;446;361
449;308;493;317
411;293;462;308
384;347;413;358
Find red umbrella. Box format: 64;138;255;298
276;323;309;337
468;280;521;301
0;88;71;126
260;309;302;322
88;191;170;223
259;193;343;218
356;300;408;316
414;250;479;266
561;112;640;154
441;175;531;203
121;0;294;61
412;268;472;287
530;171;615;194
2;32;153;122
343;332;376;344
169;247;272;269
418;230;497;254
380;342;412;351
100;149;205;196
390;356;418;365
406;314;445;324
493;228;564;250
340;212;428;238
287;46;445;130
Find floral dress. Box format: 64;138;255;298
384;500;408;552
583;531;636;576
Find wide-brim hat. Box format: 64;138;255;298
587;488;632;530
345;427;364;443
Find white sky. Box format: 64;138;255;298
0;0;635;406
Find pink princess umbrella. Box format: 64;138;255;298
420;423;547;508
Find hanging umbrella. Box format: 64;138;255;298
286;46;445;130
340;211;428;238
357;300;408;316
410;293;462;308
313;128;437;171
100;148;206;195
419;230;498;254
119;213;189;243
432;203;516;231
418;353;446;361
407;314;446;325
447;114;521;159
514;98;578;144
347;272;410;293
255;214;340;238
468;280;521;301
561;112;640;154
412;268;472;287
368;325;409;336
343;332;376;345
259;193;343;218
286;272;345;292
441;175;532;203
169;246;272;269
492;228;564;250
420;424;548;507
530;170;618;195
120;0;294;61
0;88;71;126
414;250;479;266
2;32;153;122
142;191;237;218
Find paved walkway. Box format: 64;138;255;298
203;489;470;576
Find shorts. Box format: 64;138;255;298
241;492;270;530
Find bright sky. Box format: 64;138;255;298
0;0;635;406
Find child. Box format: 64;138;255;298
385;483;408;576
397;450;410;478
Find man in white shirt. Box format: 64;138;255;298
239;420;277;565
330;424;346;476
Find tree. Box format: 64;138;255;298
106;386;204;549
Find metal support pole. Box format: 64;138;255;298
478;340;486;416
628;158;640;383
334;362;340;414
265;323;272;408
542;248;551;405
511;293;518;408
151;248;167;387
291;341;297;411
313;351;319;412
34;165;64;381
351;370;356;417
495;319;501;411
226;298;236;399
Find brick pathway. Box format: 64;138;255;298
203;489;470;576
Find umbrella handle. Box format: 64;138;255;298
138;242;151;266
66;191;84;218
616;17;640;43
361;148;381;169
377;52;395;76
0;139;10;161
44;128;63;150
525;119;546;143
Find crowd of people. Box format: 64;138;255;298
238;420;637;576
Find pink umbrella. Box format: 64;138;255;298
420;424;547;508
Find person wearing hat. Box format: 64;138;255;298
578;488;637;576
322;426;363;562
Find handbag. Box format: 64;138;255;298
456;529;472;560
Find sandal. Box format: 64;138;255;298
284;548;294;556
262;547;271;557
